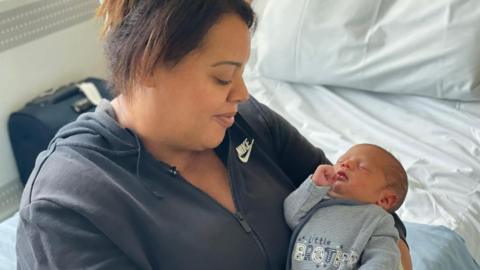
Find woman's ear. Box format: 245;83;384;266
376;189;398;211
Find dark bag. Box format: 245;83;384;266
8;77;112;185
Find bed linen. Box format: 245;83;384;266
0;213;17;270
243;74;480;269
253;0;480;100
405;222;479;270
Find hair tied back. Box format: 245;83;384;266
97;0;137;36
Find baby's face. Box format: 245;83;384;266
328;145;391;204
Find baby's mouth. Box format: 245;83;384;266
336;171;348;182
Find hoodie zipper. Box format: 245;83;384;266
234;212;252;232
229;167;272;270
226;133;271;270
136;131;272;269
155;159;272;269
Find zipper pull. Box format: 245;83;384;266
234;212;252;233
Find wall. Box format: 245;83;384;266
0;0;107;220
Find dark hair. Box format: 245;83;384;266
359;144;408;212
97;0;255;95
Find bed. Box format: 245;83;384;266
243;0;480;269
244;77;480;270
0;213;17;270
1;0;479;269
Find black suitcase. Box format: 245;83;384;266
8;77;112;185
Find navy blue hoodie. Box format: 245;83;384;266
16;97;333;270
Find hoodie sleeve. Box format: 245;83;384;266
358;214;401;270
16;199;139;270
283;177;329;229
239;97;332;188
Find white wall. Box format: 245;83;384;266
0;18;107;219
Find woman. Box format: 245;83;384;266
16;1;411;269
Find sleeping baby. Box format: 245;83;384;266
284;143;408;270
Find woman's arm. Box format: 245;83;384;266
389;212;412;270
398;239;413;270
241;97;331;187
17;200;138;269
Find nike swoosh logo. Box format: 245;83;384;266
236;138;254;163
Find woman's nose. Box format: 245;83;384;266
229;77;249;103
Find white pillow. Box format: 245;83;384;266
254;0;480;101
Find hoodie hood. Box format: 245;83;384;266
49;99;179;181
51;99;139;156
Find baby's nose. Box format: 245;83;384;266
340;160;356;169
340;161;350;169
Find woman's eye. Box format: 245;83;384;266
216;78;231;86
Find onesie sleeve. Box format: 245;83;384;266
358;214;401;269
283;177;329;229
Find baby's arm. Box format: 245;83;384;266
359;215;401;269
283;165;334;229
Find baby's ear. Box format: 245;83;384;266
376;189;398;211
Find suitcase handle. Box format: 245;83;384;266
51;85;79;104
29;84;79;105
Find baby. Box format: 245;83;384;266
284;144;408;270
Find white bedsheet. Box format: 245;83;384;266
244;75;480;264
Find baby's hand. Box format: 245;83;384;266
311;165;336;186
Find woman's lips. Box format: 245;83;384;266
214;114;235;128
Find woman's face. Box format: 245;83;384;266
127;14;251;153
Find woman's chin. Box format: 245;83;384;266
202;130;227;149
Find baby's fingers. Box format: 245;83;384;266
311;165;333;186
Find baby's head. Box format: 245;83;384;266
329;144;408;212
